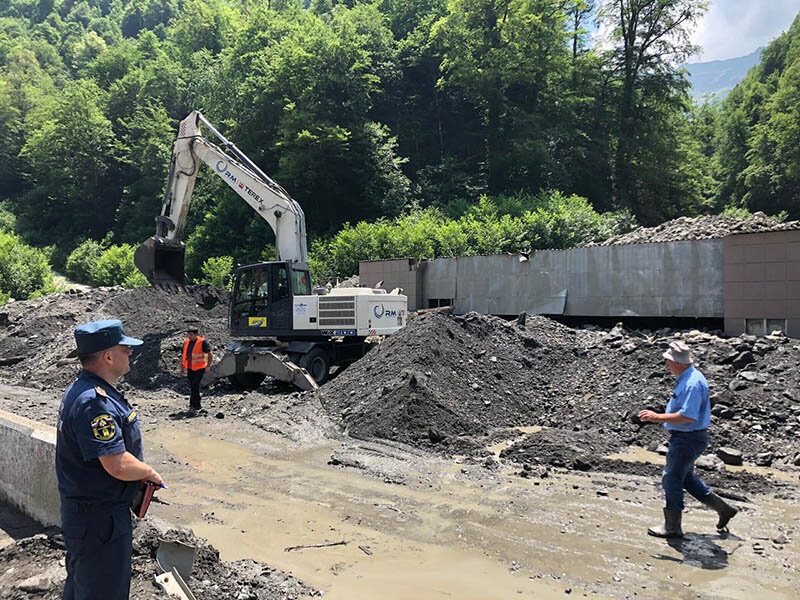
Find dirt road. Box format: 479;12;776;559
3;383;796;599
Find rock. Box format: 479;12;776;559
731;351;756;370
729;379;748;392
793;453;800;467
695;454;724;471
620;342;637;355
572;457;592;471
15;565;66;592
215;412;224;419
739;371;765;383
656;444;669;456
755;452;774;467
646;440;660;452
716;447;743;466
711;403;734;419
773;533;789;545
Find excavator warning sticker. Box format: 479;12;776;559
248;317;268;328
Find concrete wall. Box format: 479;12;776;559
409;239;723;317
359;258;423;310
0;410;60;527
723;229;800;337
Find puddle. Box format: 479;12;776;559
486;426;544;459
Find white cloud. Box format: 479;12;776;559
692;0;800;62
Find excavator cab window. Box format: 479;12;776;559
232;267;270;320
292;270;311;295
274;265;290;301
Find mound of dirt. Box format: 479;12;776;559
586;213;800;246
0;519;317;600
321;312;800;472
0;286;231;391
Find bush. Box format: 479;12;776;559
91;244;148;288
65;239;105;285
313;192;636;277
0;231;55;301
198;256;234;290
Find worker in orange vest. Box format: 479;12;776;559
180;326;214;413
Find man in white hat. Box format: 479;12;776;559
638;340;738;538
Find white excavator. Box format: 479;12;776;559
134;111;407;390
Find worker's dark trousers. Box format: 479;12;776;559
61;505;132;600
662;429;711;511
187;368;204;408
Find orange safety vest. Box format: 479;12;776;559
182;336;207;370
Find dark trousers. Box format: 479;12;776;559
662;429;712;511
62;506;132;600
187;368;205;408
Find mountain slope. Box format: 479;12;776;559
685;47;764;101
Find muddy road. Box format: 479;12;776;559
1;384;798;599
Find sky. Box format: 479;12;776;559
691;0;800;62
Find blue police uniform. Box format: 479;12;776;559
661;365;712;511
56;320;144;600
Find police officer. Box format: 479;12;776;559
56;319;165;600
179;326;213;412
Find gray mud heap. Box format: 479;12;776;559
321;311;800;494
0;285;232;390
584;212;800;246
0;519;316;600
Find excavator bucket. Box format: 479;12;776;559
134;237;186;286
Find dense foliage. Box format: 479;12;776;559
0;0;797;287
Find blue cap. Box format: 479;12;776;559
72;319;143;356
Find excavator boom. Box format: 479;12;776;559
134;111;308;286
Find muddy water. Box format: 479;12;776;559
146;421;800;600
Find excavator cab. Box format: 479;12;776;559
230;262;312;338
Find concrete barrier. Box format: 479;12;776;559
0;409;60;527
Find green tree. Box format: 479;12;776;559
600;0;707;221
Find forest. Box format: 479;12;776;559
0;0;798;299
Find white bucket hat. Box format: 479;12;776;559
662;340;692;364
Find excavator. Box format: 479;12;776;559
134;111;407;391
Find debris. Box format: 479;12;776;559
358;545;373;556
284;540;348;553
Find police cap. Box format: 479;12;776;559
71;319;143;356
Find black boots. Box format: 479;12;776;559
700;492;738;530
648;509;683;538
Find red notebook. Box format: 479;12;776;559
132;482;157;518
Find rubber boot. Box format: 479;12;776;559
700;492;738;530
647;509;683;538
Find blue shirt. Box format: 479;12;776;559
55;370;143;507
664;365;711;432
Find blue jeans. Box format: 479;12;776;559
662;429;711;511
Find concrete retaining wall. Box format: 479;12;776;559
360;239;724;318
0;410;60;527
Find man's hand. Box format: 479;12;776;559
638;409;661;423
146;468;165;488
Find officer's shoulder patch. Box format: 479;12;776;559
127;411;137;423
90;414;116;441
94;386;108;398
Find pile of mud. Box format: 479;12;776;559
321;312;800;472
585;213;800;246
0;286;231;390
0;519;316;600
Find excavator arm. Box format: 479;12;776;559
134;111;308;285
